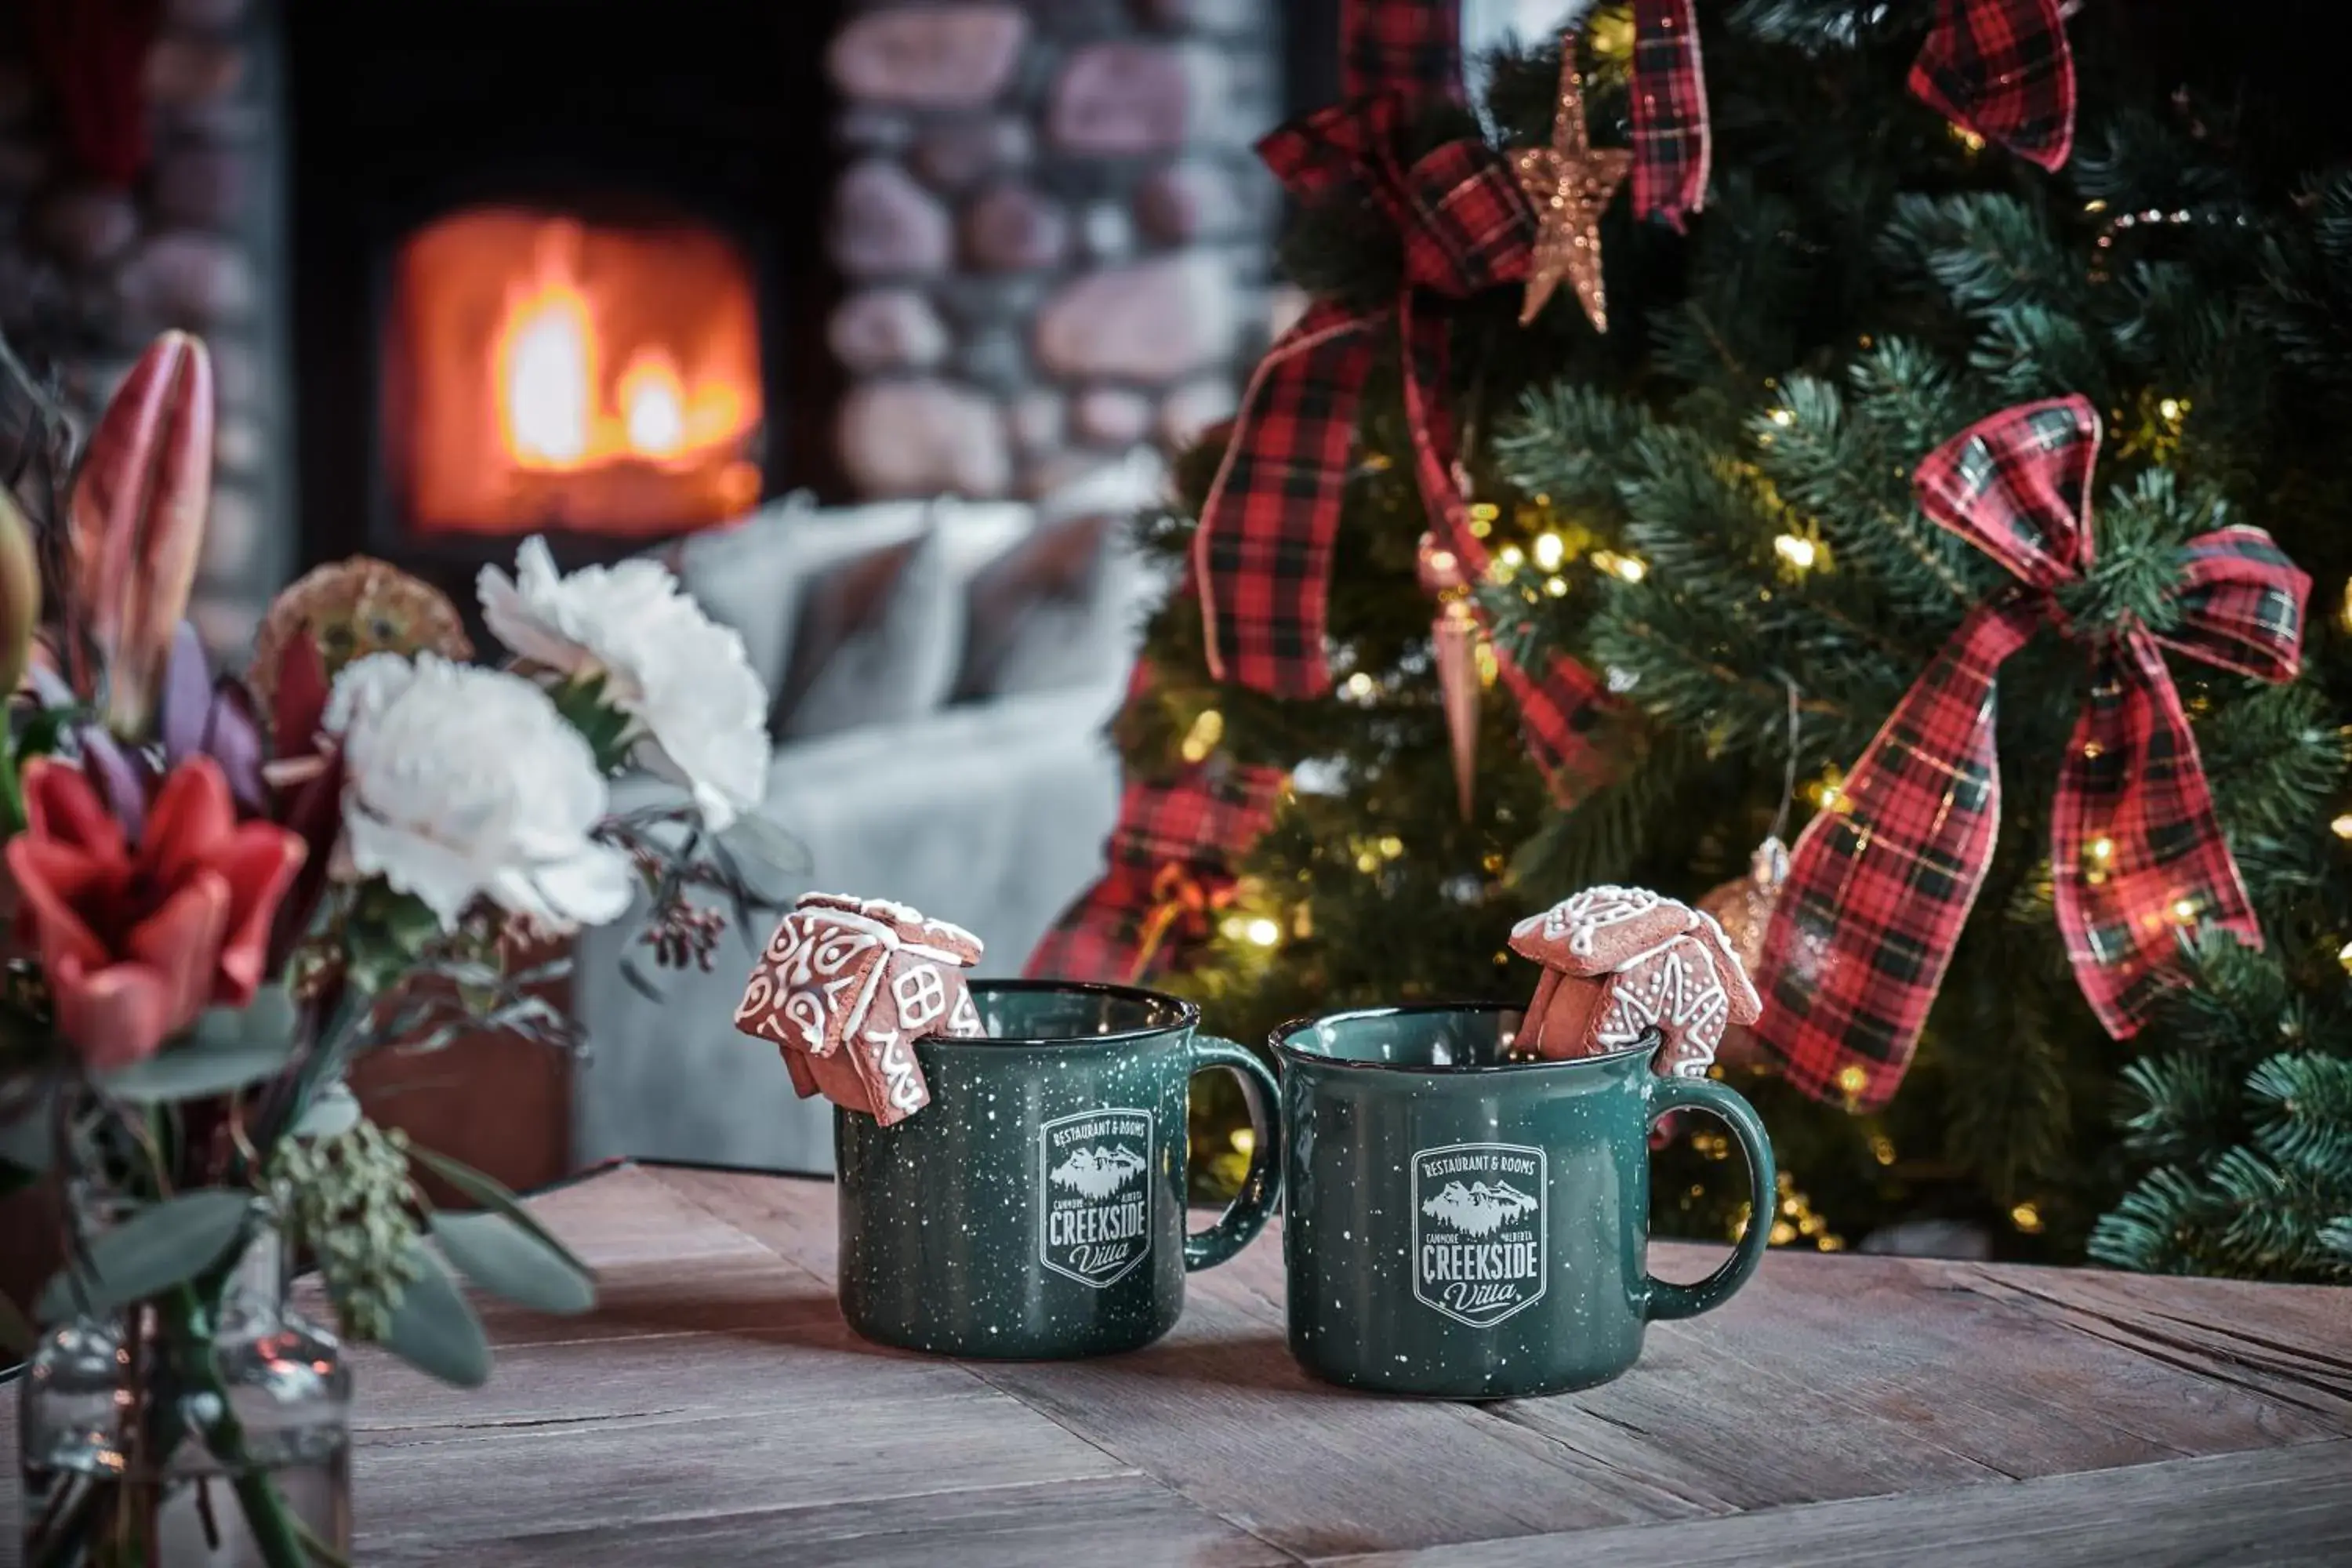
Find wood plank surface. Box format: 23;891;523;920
3;1161;2347;1566
1325;1439;2352;1568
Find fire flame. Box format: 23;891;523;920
494;229;752;474
390;206;762;538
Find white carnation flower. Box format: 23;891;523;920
477;535;770;829
325;652;635;931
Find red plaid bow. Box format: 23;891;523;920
1910;0;2077;170
1192;2;1605;787
1757;397;2310;1109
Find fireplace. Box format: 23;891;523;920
386;204;764;539
287;0;842;608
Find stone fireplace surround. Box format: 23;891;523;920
0;0;1284;661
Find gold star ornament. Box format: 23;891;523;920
1513;42;1632;332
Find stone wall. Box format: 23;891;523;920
823;0;1282;499
0;0;288;658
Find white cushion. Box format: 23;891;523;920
957;448;1167;700
673;492;931;698
772;497;1036;739
677;492;1032;736
773;527;945;739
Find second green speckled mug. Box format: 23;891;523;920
836;980;1281;1359
1275;1004;1774;1399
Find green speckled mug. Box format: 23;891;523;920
836;980;1281;1359
1275;1004;1774;1399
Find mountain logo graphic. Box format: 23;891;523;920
1410;1143;1547;1327
1420;1181;1538;1237
1051;1145;1148;1199
1039;1108;1155;1288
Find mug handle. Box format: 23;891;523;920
1642;1074;1777;1321
1182;1034;1283;1272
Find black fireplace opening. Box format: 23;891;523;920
288;0;844;612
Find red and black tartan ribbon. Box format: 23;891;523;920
1629;0;1710;230
1910;0;2077;171
1756;397;2310;1109
1343;0;1464;103
1023;746;1287;985
1192;0;1606;787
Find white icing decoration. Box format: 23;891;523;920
1536;885;1669;958
1592;933;1733;1073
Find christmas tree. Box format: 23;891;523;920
1036;0;2352;1279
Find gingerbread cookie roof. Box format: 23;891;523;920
795;891;983;966
1512;886;1762;1023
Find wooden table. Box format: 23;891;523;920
9;1162;2352;1565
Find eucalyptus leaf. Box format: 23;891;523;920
718;812;810;880
431;1210;593;1315
290;1082;362;1141
191;983;298;1052
405;1144;591;1279
0;1286;32;1356
380;1244;491;1388
34;1189;252;1322
100;1042;296;1104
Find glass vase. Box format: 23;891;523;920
17;1225;354;1567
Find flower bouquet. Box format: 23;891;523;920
0;332;798;1566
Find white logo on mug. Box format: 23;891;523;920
1040;1109;1154;1288
1410;1142;1547;1327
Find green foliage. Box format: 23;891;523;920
407;1142;597;1314
2088;935;2352;1282
342;884;445;995
270;1118;426;1342
432;1210;594;1316
97;985;299;1104
270;1121;600;1372
1135;0;2352;1272
36;1189;253;1322
380;1244;492;1388
546;673;637;775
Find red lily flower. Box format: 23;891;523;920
6;754;306;1072
66;332;212;738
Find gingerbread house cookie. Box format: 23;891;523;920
1509;885;1762;1076
735;893;985;1123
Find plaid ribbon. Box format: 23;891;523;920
1909;0;2076;171
1024;739;1287;985
1756;397;2310;1109
1343;0;1463;103
1192;3;1606;785
1629;0;1709;230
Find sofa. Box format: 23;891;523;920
569;453;1163;1176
